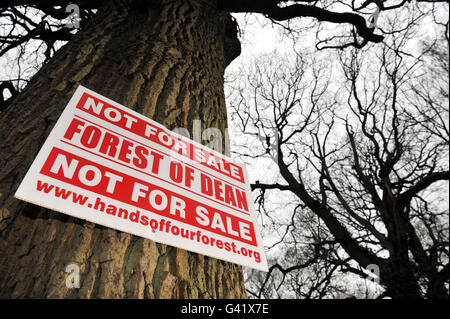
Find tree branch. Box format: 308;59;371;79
218;0;384;44
251;181;291;191
398;171;450;205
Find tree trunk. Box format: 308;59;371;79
381;263;424;299
0;0;245;298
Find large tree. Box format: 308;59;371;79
0;0;447;298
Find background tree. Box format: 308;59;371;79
0;0;447;298
227;3;448;299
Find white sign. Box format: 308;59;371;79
15;85;268;272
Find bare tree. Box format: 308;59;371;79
227;5;449;299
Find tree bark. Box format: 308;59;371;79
0;0;245;298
